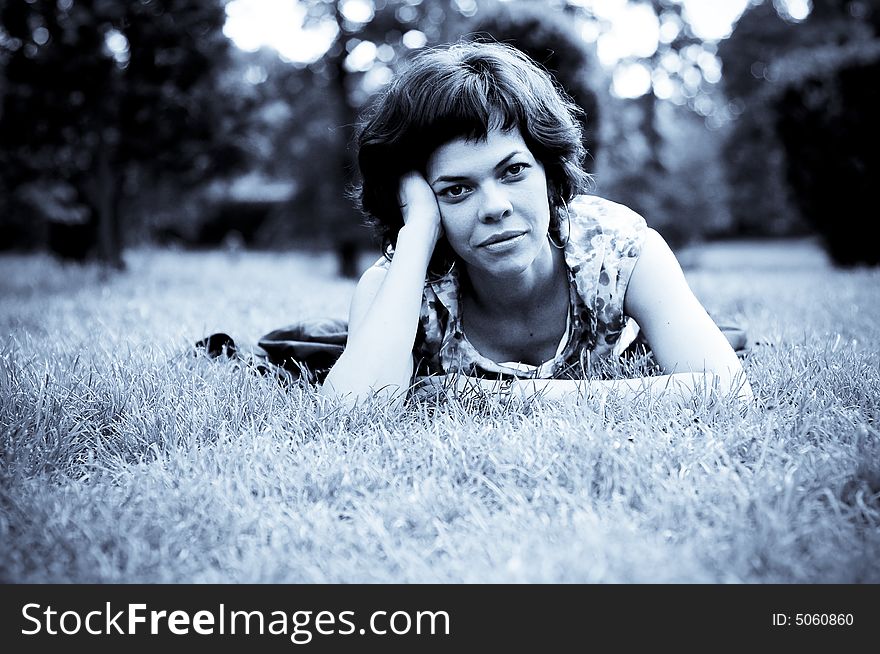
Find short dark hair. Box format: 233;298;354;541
355;40;592;268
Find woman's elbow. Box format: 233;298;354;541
317;366;409;412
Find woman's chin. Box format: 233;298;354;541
483;237;553;276
466;252;539;279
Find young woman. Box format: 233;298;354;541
319;41;752;408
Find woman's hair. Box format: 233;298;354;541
354;40;592;270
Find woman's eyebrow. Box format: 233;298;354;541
431;150;525;185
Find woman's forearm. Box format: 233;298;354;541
320;224;436;405
510;371;753;404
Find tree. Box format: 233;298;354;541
718;0;880;262
774;41;880;265
0;0;246;267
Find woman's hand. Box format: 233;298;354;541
410;374;512;401
411;374;479;400
398;171;443;248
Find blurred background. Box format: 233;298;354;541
1;0;877;276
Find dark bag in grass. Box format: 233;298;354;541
195;318;347;385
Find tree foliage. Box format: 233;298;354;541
774;41;880;265
718;0;880;263
0;0;246;265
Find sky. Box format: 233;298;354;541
222;0;812;98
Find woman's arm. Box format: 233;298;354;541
415;371;750;406
319;174;442;408
513;372;749;404
621;227;753;401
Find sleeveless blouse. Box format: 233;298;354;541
377;195;648;380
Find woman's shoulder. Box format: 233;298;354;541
567;194;647;260
562;199;647;331
569;194;647;236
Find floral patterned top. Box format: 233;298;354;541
376;195;648;380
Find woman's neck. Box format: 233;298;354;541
463;242;566;318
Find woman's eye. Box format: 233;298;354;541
441;185;468;198
505;163;529;177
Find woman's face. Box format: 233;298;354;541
426;127;552;278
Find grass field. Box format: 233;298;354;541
1;241;878;583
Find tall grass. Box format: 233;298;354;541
1;244;878;582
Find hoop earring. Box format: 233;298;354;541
427;257;456;281
442;258;456;277
548;200;570;249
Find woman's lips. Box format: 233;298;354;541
477;230;527;250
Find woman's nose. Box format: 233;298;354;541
478;182;512;222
